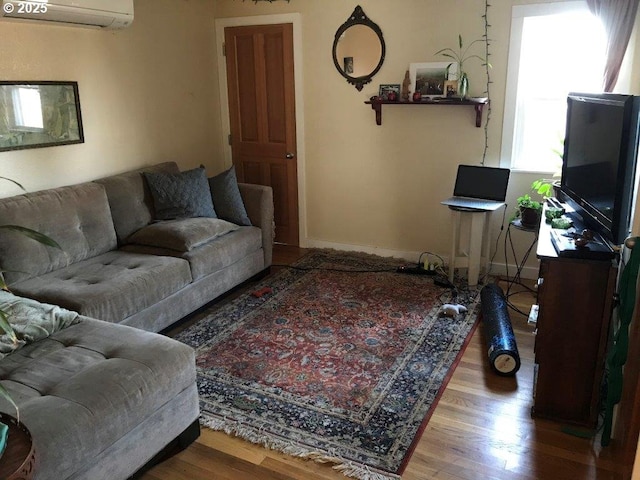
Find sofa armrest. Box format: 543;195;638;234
238;183;274;267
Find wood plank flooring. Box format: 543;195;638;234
142;245;627;480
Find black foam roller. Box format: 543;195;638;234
480;284;521;376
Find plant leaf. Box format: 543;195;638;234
458;34;463;49
0;382;19;422
0;226;61;249
0;177;25;191
0;308;17;344
438;53;457;61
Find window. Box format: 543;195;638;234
501;2;607;173
11;86;44;131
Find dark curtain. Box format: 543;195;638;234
586;0;640;92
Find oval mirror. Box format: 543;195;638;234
332;6;385;91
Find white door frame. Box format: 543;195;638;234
215;14;307;247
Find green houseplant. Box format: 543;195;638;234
515;193;542;228
531;139;564;199
435;34;490;98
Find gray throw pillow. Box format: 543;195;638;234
127;218;240;252
144;167;216;220
208;166;252;226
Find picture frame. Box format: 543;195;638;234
378;84;401;101
343;56;354;75
409;62;457;99
0;81;84;152
444;80;458;98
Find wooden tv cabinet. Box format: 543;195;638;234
532;211;617;427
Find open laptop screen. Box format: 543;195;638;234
453;165;511;201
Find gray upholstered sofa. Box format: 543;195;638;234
0;162;275;479
0;161;274;332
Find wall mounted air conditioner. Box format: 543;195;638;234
1;0;134;29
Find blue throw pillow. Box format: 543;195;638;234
208;166;252;226
144;167;217;220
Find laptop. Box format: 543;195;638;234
441;165;511;211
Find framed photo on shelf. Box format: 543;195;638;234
378;84;400;101
409;62;457;99
444;80;458;98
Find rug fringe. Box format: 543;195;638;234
200;414;401;480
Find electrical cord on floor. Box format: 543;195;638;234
271;262;459;295
478;203;508;285
418;251;445;270
271;264;397;273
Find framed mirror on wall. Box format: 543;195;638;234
0;81;84;153
332;5;385;91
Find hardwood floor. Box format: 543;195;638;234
142;245;627;480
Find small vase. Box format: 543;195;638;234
457;72;469;99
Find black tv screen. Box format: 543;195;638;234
561;93;640;245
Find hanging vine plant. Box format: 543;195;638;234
481;0;492;166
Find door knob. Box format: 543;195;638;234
285;152;294;159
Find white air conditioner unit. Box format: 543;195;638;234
2;0;134;29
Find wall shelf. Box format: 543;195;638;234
364;97;489;127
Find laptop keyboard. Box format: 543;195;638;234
452;198;502;209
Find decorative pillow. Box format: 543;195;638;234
208;166;252;226
127;218;240;252
0;290;80;359
143;167;217;220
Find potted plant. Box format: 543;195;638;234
435;34;490;98
516;193;542;228
532;140;564;199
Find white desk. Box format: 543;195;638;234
447;205;503;286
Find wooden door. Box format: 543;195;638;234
224;24;298;245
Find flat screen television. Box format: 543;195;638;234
560;92;640;246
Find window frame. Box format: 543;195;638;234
500;1;596;173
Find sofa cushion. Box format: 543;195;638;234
9;251;192;324
0;182;118;284
127;218;239;252
144;167;216;220
183;226;263;280
0;291;79;359
121;226;263;281
0;317;196;480
208;166;252;226
94;162;180;244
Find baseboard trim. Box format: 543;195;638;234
303;238;430;262
302;238;539;280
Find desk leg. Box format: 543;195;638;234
449;210;460;283
468;213;485;286
482;211;491;279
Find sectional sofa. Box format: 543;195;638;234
0;161;275;479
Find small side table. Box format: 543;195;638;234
504;219;538;314
0;413;36;480
448;206;500;286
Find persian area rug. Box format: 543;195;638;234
176;249;481;480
